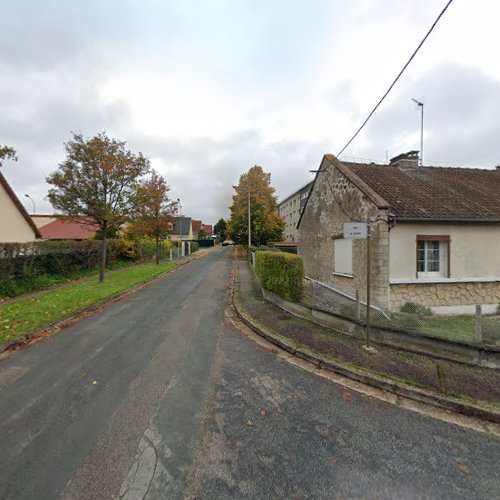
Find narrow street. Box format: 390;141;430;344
0;248;498;499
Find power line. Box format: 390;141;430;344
336;0;454;158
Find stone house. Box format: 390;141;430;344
298;152;500;314
0;170;41;242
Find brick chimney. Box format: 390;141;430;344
389;150;419;168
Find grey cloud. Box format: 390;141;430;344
351;63;500;167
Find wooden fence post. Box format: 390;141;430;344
475;305;482;343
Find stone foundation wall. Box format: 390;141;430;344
390;281;500;310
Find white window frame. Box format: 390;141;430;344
416;236;449;278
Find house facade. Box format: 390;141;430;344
0;171;41;242
169;217;193;241
298;152;500;314
278;181;313;242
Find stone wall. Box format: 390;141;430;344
390;281;500;310
298;156;391;309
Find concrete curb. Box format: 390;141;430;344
1;250;211;355
231;265;500;425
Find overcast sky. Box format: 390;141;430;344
1;0;499;223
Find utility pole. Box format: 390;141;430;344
412;98;424;166
365;222;372;346
247;182;251;249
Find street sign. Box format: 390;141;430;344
343;222;367;239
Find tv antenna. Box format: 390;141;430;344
412;98;424;166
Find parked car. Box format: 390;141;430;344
221;240;234;246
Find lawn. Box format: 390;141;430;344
0;261;177;347
421;315;500;346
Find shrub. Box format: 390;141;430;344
400;301;433;317
195;239;214;248
254;251;304;302
190;242;199;253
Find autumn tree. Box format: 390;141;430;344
47;132;151;282
228;165;285;246
129;170;177;264
214;218;227;241
0;145;17;167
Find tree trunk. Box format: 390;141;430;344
155;237;160;265
99;226;108;283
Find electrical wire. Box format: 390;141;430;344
336;0;454;158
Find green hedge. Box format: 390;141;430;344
193;239;214;247
254;251;304;302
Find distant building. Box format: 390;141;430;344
0;170;41;242
202;224;213;238
32;215;99;240
169;217;193;241
278;181;313;242
192;219;203;236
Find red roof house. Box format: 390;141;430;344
202;224;213;237
36;217;99;240
192;219;203;235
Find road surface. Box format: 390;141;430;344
0;248;499;499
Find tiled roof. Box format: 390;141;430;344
38;218;98;240
172;217;192;235
192;220;203;234
342;162;500;221
203;224;213;236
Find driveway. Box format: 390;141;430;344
0;248;498;499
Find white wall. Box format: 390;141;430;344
0;183;37;242
389;223;500;281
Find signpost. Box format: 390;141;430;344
343;222;371;346
343;222;367;239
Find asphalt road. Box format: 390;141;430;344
0;248;499;499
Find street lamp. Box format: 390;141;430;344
177;198;183;257
24;194;35;214
412;98;424;166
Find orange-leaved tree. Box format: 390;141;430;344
129;170;177;264
47;132;151;282
228;165;285;246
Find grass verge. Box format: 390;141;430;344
0;261;177;347
0;260;150;300
421;315;500;346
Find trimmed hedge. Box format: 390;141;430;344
193;239;214;248
254;251;304;302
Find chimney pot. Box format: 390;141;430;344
389;150;420;168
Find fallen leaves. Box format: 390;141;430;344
244;420;254;427
457;462;470;475
260;409;266;417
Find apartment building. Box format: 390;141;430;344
278;181;313;242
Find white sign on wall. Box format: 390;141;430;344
343;222;367;239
